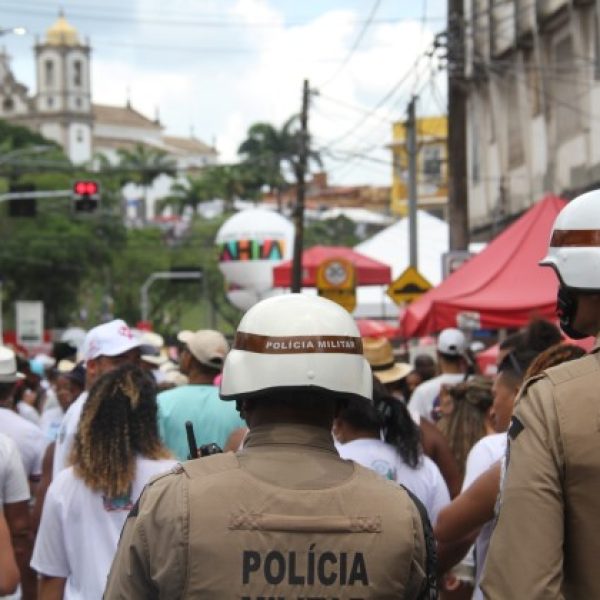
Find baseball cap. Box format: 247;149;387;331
437;328;467;357
82;319;141;361
177;329;229;370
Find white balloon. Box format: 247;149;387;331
215;208;294;293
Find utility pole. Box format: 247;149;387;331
406;95;418;268
291;79;310;293
447;0;469;250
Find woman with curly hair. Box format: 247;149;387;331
333;377;450;525
31;364;176;600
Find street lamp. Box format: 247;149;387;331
0;26;26;36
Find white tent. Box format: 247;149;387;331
352;211;449;318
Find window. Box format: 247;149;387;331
422;145;442;183
553;35;580;142
76;129;84;142
507;72;524;168
2;97;14;112
73;60;82;86
45;60;54;86
47;97;54;108
471;105;481;184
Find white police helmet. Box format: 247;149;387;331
540;190;600;289
220;293;372;402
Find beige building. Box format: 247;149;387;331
389;115;448;220
465;0;599;233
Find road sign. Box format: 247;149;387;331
316;257;356;313
386;266;432;305
16;301;44;346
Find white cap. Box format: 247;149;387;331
437;328;467;357
0;346;25;383
82;319;141;361
177;330;229;370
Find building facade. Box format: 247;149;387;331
0;13;218;218
465;0;599;232
389;115;448;219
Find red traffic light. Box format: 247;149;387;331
73;180;99;196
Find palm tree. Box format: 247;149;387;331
238;116;322;211
117;144;176;222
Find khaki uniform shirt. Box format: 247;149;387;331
104;423;428;599
482;342;600;599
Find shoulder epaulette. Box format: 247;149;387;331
544;354;599;385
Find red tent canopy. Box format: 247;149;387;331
401;196;567;337
273;245;392;287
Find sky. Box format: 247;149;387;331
3;0;447;186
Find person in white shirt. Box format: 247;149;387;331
0;347;44;487
53;319;142;478
409;328;470;423
32;364;176;600
435;345;538;599
334;378;450;525
0;432;36;599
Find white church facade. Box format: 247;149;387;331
0;13;218;217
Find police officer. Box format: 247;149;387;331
105;294;433;599
482;191;600;598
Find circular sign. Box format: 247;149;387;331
323;260;351;287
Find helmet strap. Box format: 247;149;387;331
557;286;588;339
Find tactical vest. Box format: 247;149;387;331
178;452;426;599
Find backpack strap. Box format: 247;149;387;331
401;485;438;600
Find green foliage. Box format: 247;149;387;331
238;116;322;195
0;213;124;327
304;216;360;248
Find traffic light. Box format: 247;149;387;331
72;180;100;213
8;183;36;217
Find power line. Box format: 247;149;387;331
5;4;446;30
318;0;382;89
316;50;430;152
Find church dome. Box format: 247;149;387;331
46;14;80;46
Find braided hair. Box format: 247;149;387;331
71;364;170;498
437;376;493;476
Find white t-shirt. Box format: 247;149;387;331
0;407;44;480
52;392;87;478
336;438;450;525
462;433;507;600
0;433;30;505
17;401;41;427
408;373;466;422
32;456;177;600
40;406;64;444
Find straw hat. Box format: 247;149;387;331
362;337;413;384
0;346;25;383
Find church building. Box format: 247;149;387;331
0;13;217;181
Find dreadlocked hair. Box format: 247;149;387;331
437;376;493;476
71;364;171;498
337;378;422;468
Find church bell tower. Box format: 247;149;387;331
34;11;93;164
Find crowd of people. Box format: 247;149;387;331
0;189;598;598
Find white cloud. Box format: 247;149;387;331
8;0;444;186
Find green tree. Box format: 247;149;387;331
117;144;176;221
238;116;322;210
0;213;124;327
